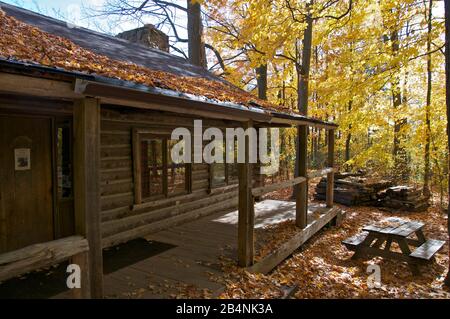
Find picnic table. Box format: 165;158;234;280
342;217;445;274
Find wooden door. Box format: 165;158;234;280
0;116;54;253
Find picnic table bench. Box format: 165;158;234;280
342;217;445;274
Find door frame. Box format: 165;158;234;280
52;116;75;239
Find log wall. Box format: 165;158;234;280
100;105;240;248
0;95;248;250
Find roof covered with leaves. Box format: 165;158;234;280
0;2;329;124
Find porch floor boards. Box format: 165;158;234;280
52;200;335;299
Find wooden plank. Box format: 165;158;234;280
0;94;74;115
101;108;241;130
131;191;205;212
410;239;445;260
390;221;424;238
74;98;103;298
132;128;142;205
71;251;91;299
102;189;238;238
0;236;88;283
342;232;369;251
102;197;238;248
93;87;271;122
364;219;425;239
0;117;54;253
326;130;335;208
364;224;395;234
251;177;307;197
269;115;338;130
296;125;308;229
248;207;340;274
0;73;82;99
238;120;255;267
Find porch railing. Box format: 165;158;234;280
238;125;336;267
0;236;90;297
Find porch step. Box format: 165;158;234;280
410;239;445;261
342;232;369;251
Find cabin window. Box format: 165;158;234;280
141;139;164;198
56;124;73;199
133;130;191;204
55;119;75;239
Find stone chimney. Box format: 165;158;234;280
116;24;170;53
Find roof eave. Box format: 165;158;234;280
270;112;339;130
0;58;338;128
75;79;273;123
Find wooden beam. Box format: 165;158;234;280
74;98;103;298
0;73;82;99
71;251;91;299
270;115;338;130
248;207;341;274
79;81;271;122
238;120;255;267
252;177;307;197
132;129;143;205
103;196;238;248
296;125;308;229
0;236;88;283
327;130;335;208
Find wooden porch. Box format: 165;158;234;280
48;199;339;299
0;76;339;298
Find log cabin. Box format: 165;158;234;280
0;2;339;298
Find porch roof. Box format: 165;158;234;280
0;2;337;129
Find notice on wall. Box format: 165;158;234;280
14;148;31;171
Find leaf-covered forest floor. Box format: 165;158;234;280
112;186;450;300
215;189;450;299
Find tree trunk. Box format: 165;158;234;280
443;0;450;287
255;64;268;201
256;64;268;100
391;29;409;183
345;35;355;168
187;0;207;68
345;100;353;165
294;0;313;200
296;1;313;116
423;0;433;198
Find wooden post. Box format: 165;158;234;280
238;120;255;267
74;98;103;299
253;135;263;202
296;125;308;229
71;251;91;299
327;129;335;208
